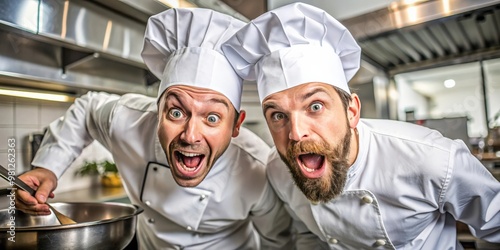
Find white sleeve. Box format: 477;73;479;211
250;177;294;249
442;140;500;242
31;91;121;178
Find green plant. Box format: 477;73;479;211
101;160;118;173
74;160;118;177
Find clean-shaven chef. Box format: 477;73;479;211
16;8;292;249
222;2;500;249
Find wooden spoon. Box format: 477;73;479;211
0;165;77;225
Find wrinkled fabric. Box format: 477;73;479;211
33;92;292;249
267;119;500;249
222;3;361;102
142;8;244;109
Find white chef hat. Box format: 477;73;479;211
142;8;245;110
222;2;361;103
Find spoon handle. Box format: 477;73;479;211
0;165;36;196
0;164;77;225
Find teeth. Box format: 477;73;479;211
180;162;197;172
178;151;201;157
303;166;315;172
299;155;316;173
176;151;202;172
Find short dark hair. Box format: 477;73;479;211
233;109;240;127
332;86;353;110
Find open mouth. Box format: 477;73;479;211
174;150;206;177
297;153;326;178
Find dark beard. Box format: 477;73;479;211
278;127;351;203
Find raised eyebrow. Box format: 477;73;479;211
164;92;183;110
208;97;230;110
165;93;229;111
263;102;279;115
301;87;330;102
165;92;180;102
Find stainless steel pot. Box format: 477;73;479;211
0;202;143;250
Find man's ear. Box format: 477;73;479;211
347;93;361;128
232;110;246;137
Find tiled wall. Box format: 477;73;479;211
0;95;113;193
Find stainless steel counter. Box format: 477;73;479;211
52;185;129;203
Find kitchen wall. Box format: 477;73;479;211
355;82;378;119
430;87;488;138
395;77;429;121
394;58;500;139
0;95;113;193
485;59;500;127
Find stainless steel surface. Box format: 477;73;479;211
0;25;157;96
0;202;143;250
342;0;500;74
91;0;248;21
90;0;168;23
190;0;249;21
0;165;77;225
0;0;159;96
0;0;255;98
0;0;38;33
38;0;145;66
46;203;77;225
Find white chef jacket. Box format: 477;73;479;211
267;118;500;250
32;92;292;249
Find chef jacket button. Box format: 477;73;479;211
361;195;373;204
148;218;155;223
375;239;386;246
187;226;192;231
327;237;338;244
144;200;151;206
200;194;207;201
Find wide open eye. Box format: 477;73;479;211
310;102;323;112
207;114;220;124
169;108;184;119
271;112;286;121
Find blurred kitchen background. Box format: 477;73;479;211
0;0;500;246
1;0;500;183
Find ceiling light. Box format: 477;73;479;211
0;87;75;102
155;0;196;8
444;79;456;88
155;0;179;8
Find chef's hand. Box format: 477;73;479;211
16;167;57;215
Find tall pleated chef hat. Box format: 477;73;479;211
142;8;245;110
222;2;361;103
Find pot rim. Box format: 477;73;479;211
0;202;144;231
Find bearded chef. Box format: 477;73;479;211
222;2;500;249
16;8;292;249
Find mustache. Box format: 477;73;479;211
287;139;346;164
169;141;206;152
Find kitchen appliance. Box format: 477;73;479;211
411;116;472;151
28;131;45;165
0;202;143;249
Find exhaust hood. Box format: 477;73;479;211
342;0;500;75
0;0;160;96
